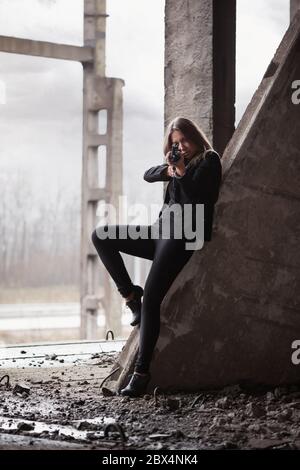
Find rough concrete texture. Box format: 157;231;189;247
0;35;93;62
165;0;236;155
106;12;300;394
165;0;213;138
291;0;300;20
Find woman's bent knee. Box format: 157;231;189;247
91;227;106;247
91;228;98;246
92;226;112;248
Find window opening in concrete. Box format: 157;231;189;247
0;54;82;345
97;109;107;135
97;146;107;188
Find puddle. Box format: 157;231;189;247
0;340;125;368
0;416;116;441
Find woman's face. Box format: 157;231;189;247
171;130;198;160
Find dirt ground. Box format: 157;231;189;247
0;344;300;450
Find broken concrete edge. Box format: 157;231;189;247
101;331;300;396
101;330;138;395
101;372;300;397
222;10;300;180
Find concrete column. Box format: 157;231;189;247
81;0;124;339
213;0;236;155
164;0;236;155
290;0;300;21
84;0;107;75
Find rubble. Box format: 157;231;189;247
13;383;31;397
1;350;300;450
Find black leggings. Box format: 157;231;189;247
91;225;195;373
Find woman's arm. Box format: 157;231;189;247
174;151;222;203
143;163;172;182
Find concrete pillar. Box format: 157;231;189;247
80;0;124;339
212;0;236;154
291;0;300;20
164;0;236;155
84;0;107;75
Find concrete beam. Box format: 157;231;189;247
0;35;93;63
87;187;108;202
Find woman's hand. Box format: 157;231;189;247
165;151;186;177
166;165;175;177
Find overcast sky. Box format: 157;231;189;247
0;0;290;216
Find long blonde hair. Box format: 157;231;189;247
163;117;212;168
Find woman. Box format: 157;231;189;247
91;117;222;397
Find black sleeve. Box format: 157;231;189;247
175;151;222;203
143;163;171;182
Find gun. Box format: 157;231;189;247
170;142;181;164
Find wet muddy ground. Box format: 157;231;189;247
0;342;300;450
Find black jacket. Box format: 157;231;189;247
143;150;222;241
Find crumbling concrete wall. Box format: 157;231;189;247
106;12;300;394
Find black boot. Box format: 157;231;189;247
119;372;150;397
125;285;143;327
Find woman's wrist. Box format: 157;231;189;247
175;165;186;177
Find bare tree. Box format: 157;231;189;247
0;169;81;296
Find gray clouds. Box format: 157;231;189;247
236;0;289;123
0;0;164;210
0;0;290;212
0;0;83;45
